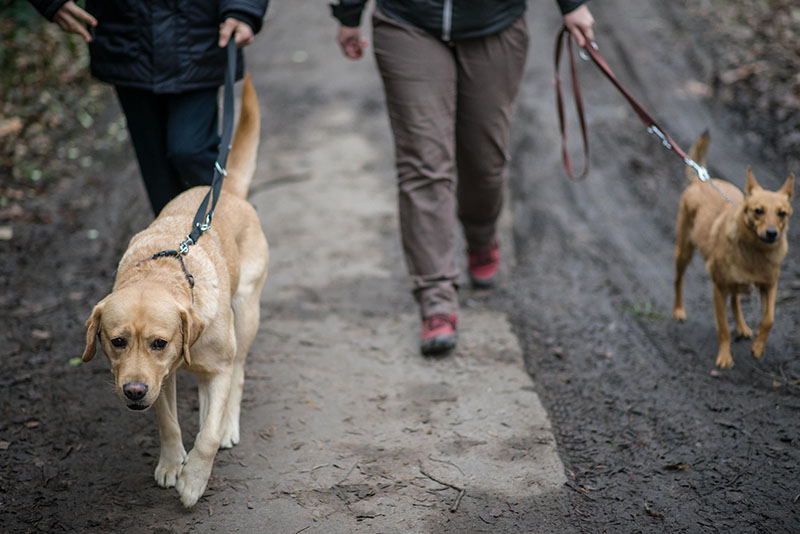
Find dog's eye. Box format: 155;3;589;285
754;207;765;216
778;210;787;218
110;337;126;348
152;339;168;350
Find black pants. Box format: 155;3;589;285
115;86;220;215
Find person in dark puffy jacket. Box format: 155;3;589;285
29;0;269;214
331;0;595;356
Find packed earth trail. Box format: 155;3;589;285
2;1;799;533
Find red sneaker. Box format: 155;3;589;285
420;313;458;356
468;240;500;288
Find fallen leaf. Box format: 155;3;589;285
32;329;51;340
664;463;691;471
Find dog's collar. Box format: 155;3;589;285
136;250;196;298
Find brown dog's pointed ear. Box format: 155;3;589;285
179;307;205;367
780;173;795;201
745;166;761;196
82;301;105;362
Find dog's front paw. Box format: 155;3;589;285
219;419;240;449
155;453;185;488
175;451;213;508
672;308;686;322
735;325;753;340
715;350;734;369
751;339;766;359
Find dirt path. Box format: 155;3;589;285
2;1;798;533
509;1;800;532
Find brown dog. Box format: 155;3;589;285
672;132;794;369
81;75;268;507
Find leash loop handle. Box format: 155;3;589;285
555;27;590;180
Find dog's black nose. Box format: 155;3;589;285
123;381;148;401
764;228;778;242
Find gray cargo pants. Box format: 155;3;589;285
372;10;529;318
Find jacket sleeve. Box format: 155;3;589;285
556;0;588;15
329;0;368;28
220;0;270;34
27;0;70;21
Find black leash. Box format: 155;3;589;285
179;38;238;254
136;39;238;293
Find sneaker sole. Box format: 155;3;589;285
421;334;457;356
470;275;497;289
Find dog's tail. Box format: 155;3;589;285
685;130;710;184
223;73;260;199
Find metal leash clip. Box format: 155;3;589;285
199;213;212;232
684;157;710;183
647;126;673;150
179;235;194;255
578;40;598;61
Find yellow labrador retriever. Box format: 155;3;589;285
81;74;268;507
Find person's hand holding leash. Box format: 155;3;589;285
564;4;595;47
219;17;255;48
53;1;97;43
336;26;368;60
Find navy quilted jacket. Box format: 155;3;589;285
29;0;269;93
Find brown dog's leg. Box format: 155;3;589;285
712;284;734;368
731;293;752;340
672;207;694;321
154;372;186;488
752;283;777;359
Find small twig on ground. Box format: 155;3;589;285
427;455;465;475
335;462;359;486
419;468;466;513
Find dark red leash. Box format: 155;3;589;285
555;26;713;186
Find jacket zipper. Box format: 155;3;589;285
442;0;453;41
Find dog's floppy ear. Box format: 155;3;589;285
179;306;205;367
779;173;795;202
745;166;762;196
82;301;105;362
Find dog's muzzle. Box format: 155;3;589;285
760;228;779;244
122;381;150;410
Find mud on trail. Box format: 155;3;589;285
2;0;799;533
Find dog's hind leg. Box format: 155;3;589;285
221;230;268;449
672;206;694;321
154;372;186;488
712;284;734;368
751;283;777;359
731;293;752;339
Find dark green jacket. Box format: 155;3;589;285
331;0;587;41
